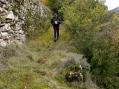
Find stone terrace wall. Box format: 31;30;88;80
0;0;49;47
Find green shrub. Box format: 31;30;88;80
47;0;63;13
60;0;119;89
23;9;50;39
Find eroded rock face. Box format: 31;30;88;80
0;0;49;47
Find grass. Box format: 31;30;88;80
0;26;97;89
0;26;70;89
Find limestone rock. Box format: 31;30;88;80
0;39;7;47
1;32;8;37
0;0;49;47
0;0;6;4
6;11;15;20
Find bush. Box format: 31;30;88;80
23;9;51;40
90;20;119;89
60;0;119;89
47;0;63;13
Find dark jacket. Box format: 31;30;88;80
51;16;61;27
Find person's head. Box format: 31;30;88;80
54;13;57;17
53;13;58;19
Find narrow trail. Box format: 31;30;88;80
0;26;99;89
25;26;98;89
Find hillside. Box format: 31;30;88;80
0;27;99;89
111;7;119;13
0;0;119;89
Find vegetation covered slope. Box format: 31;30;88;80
0;27;97;89
48;0;119;89
58;0;119;89
0;0;119;89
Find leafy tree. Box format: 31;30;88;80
47;0;63;13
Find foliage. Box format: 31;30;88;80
11;0;24;13
90;15;119;89
47;0;63;13
60;0;119;89
23;9;50;40
47;0;64;21
1;0;119;89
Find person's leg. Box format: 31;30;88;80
57;26;60;40
53;26;57;42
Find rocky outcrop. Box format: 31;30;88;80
0;0;49;47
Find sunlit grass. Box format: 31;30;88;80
0;26;74;89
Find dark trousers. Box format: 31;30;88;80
53;26;59;41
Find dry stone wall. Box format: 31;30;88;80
0;0;49;47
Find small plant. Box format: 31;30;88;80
65;66;84;82
60;59;87;83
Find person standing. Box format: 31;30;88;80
51;14;61;42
